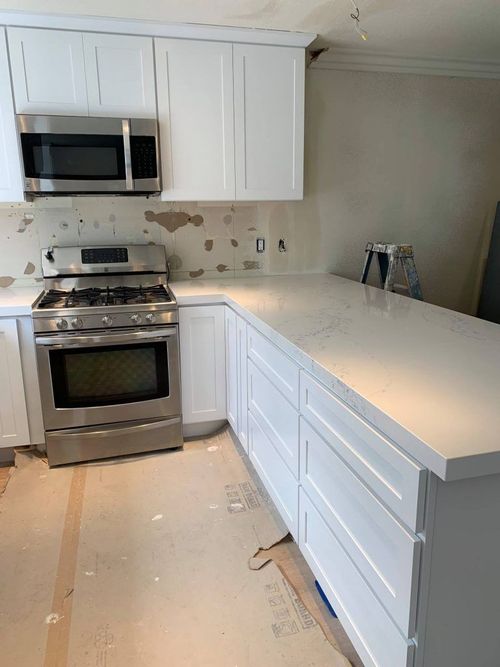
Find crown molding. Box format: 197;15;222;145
0;10;316;48
310;48;500;80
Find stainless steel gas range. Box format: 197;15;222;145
32;244;182;466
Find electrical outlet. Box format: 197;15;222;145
256;238;265;253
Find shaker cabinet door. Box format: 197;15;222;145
0;28;24;203
179;306;227;425
0;319;30;447
84;33;156;118
233;44;304;200
155;38;235;200
8;27;88;115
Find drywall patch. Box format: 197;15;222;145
24;262;36;275
216;264;230;273
17;215;34;233
144;210;204;233
242;260;261;270
204;239;214;251
248;227;257;231
0;276;15;288
223;214;232;226
167;254;182;270
189;269;205;278
231;239;239;247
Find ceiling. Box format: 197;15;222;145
1;0;500;63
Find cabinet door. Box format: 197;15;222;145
225;308;238;431
155;38;235;200
84;34;156;118
179;306;226;425
0;29;24;203
8;27;88;115
234;44;304;200
236;315;248;452
0;319;30;447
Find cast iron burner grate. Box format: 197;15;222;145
38;284;172;309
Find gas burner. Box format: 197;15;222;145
38;284;172;309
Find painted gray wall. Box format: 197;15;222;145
1;69;500;313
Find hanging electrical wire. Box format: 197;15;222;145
349;0;368;41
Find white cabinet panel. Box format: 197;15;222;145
247;325;299;408
8;27;88;115
234;44;304;200
0;319;30;447
225;307;238;431
249;412;298;539
300;370;427;532
179;306;226;424
84;33;156;118
236;315;248;452
0;28;23;203
155;38;235;200
300;418;420;637
248;359;299;477
299;489;414;667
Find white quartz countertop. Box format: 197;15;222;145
0;286;42;316
171;273;500;482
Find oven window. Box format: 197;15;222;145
49;343;169;408
20;133;125;180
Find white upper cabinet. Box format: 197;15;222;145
8;27;88;115
155;38;235;201
83;34;156;118
0;28;23;203
234;44;305;200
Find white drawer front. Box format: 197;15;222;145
299;489;414;667
247;326;299;408
300;418;420;637
248;359;299;477
300;371;426;532
248;412;298;538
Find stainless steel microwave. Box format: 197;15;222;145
17;115;161;195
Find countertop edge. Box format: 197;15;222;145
173;289;488;483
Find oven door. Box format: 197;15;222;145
35;327;181;431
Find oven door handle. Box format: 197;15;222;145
35;327;178;347
48;417;181;440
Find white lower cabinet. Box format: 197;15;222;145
236;316;248;452
247;359;299;477
179;306;226;424
225;308;238;431
299;488;415;667
248;412;298;538
300;417;420;637
0;318;30;447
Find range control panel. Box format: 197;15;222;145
81;248;129;264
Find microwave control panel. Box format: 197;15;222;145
131;136;158;179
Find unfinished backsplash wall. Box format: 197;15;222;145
1;69;500;314
0;197;279;285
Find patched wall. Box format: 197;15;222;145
1;69;500;314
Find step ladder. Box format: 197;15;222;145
360;242;423;300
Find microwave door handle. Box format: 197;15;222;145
122;118;133;191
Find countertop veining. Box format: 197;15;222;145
171;273;500;481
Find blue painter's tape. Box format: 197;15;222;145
315;580;337;618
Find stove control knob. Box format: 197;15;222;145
56;318;68;330
145;313;156;324
102;315;113;327
70;317;83;329
130;313;142;324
